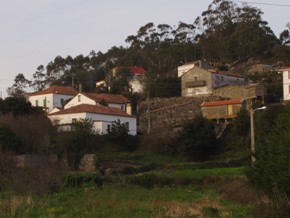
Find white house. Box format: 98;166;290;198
64;92;132;114
48;104;137;135
28;86;78;112
279;67;290;103
96;66;146;93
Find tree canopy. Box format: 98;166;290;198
8;0;289;98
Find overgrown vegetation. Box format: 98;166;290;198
1;0;290;216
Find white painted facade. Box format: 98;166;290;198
64;93;126;111
49;112;137;135
280;68;290;101
178;63;196;77
130;76;145;93
29;93;74;112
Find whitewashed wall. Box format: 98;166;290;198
29;94;74;112
49;112;137;135
64;94;96;109
282;70;290;101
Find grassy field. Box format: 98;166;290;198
0;163;255;218
0;183;251;218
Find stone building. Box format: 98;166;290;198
179;66;245;97
213;83;267;106
201;99;246;122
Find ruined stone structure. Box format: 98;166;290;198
213;83;266;106
138;96;222;133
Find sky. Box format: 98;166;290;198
0;0;289;97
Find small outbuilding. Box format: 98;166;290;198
201;99;246;122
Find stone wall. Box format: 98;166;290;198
15;154;58;167
79;154;97;172
138;96;222;133
213;84;266;101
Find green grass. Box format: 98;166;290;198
157;167;246;179
98;150;186;165
0;184;252;218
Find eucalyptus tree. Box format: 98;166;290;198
195;0;278;62
7;73;31;97
31;65;47;91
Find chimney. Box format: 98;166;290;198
79;84;82;93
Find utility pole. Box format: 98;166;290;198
250;108;255;164
250;106;267;165
147;90;151;134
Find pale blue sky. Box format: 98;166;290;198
0;0;289;97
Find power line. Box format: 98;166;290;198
231;0;290;7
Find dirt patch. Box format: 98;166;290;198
217;177;264;205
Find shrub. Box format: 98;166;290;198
0;155;68;194
65;172;103;188
106;119;138;152
248;104;290;198
178;116;217;161
128;174;174;188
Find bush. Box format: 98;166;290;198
178;116;217;161
0;155;68;194
128;174;174;188
248;104;290;197
65;172;103;188
106;119;138;152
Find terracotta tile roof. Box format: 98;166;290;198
114;66;146;75
48;104;134;118
82;93;128;104
29;86;78;96
279;66;290;71
201;99;243;107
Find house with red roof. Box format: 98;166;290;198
63;92;131;114
201;99;246;121
180;65;245;97
28;86;78;112
48;104;136;135
96;66;146;93
279;67;290;103
28;85;136;134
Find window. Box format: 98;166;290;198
289;85;290;94
121;105;125;111
194;76;198;82
72;118;77;123
107;124;111;132
35;100;38;106
60;98;64;107
43;99;47;108
78;95;81;102
288;71;290;79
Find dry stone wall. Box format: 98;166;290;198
138;96;222;133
